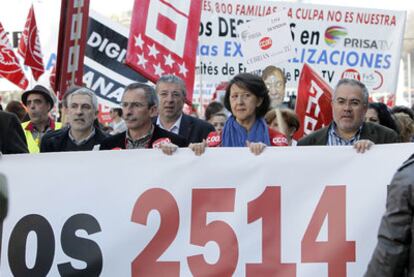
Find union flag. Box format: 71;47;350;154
18;5;45;81
126;0;202;103
294;64;333;140
0;21;28;89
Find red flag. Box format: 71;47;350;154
386;94;395;107
126;0;202;104
294;64;333;140
0;22;28;89
18;5;45;81
54;0;90;99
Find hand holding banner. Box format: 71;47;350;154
126;0;202;103
294;63;333;140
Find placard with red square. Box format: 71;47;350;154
126;0;202;103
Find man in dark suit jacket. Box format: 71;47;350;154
298;79;399;152
155;75;214;143
0;111;28;154
100;83;188;151
100;124;187;150
40;87;108;152
298;122;399;146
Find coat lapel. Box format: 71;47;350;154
179;114;192;140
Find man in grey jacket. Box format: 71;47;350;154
365;153;414;276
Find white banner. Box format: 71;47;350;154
237;10;294;71
1;144;414;276
195;0;406;103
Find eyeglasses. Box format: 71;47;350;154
333;97;364;108
120;102;147;109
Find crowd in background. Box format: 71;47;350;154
0;68;413;156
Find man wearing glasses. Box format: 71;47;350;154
100;83;188;153
155;75;214;143
298;78;399;152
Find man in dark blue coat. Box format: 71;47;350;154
155;74;214;143
0;111;28;154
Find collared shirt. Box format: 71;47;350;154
125;125;154;149
156;114;182;135
327;123;362;146
25;119;57;141
68;127;96;146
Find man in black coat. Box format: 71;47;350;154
155;74;214;143
100;83;188;151
40;87;107;152
298;79;399;152
365;153;414;276
0;111;28;154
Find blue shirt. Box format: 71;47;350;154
327;123;362;146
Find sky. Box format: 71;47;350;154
88;0;413;15
0;0;411;90
0;0;411;34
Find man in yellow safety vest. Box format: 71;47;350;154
21;85;62;153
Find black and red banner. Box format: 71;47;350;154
53;0;90;99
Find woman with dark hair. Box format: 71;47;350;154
365;102;399;134
391;105;414;120
190;73;287;155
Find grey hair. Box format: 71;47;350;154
67;87;98;111
155;74;186;97
123;82;158;107
334;78;369;105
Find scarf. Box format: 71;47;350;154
222;116;270;147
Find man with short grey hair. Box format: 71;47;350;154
155;74;214;143
298;78;399;152
40;87;107;152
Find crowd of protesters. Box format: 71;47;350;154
0;71;413;156
1;71;414;275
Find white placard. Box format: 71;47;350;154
237;10;294;71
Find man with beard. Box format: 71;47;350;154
100;82;188;153
21;85;61;153
40;87;107;152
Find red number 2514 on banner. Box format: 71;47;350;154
131;186;356;276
